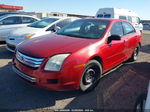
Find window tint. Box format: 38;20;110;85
122;22;136;35
1;16;21;25
56;19;71;28
104;14;111;18
97;14;111;18
28;18;58;28
119;16;127;20
97;14;103;18
22;17;36;23
128;16;132;22
110;22;123;37
57;19;109;39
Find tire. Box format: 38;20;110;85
80;60;102;92
134;93;147;112
129;44;140;62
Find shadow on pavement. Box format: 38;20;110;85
65;62;150;111
0;61;150;111
141;44;150;54
0;62;81;111
0;45;14;59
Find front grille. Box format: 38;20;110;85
7;44;16;51
16;51;44;68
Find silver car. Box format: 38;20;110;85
0;14;39;41
6;17;79;52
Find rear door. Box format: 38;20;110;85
122;22;137;58
0;16;22;40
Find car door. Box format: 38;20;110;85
122;22;137;59
102;22;126;70
21;17;38;25
0;16;22;41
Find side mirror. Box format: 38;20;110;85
46;25;61;32
54;25;61;32
108;35;121;43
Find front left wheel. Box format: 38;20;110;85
80;60;102;92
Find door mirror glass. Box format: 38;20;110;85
108;35;121;43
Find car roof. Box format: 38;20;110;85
0;14;39;19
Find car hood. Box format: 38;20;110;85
17;34;98;57
11;26;42;36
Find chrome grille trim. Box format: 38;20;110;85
16;51;44;68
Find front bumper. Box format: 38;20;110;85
12;66;36;83
12;58;83;91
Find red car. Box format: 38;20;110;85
12;18;142;92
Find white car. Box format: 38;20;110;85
0;14;39;41
6;17;79;52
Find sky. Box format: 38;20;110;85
0;0;150;20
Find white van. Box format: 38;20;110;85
96;8;143;32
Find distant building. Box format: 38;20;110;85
0;4;93;19
0;4;23;12
27;12;93;18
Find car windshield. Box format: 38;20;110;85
28;18;59;28
57;19;110;39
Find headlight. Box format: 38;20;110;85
24;34;35;38
44;54;70;72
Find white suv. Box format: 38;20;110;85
0;14;40;41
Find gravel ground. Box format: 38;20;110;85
0;32;150;112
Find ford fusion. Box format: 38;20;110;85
12;19;142;92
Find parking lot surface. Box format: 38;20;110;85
0;32;150;112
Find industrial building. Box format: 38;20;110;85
0;4;93;18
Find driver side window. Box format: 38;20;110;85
110;22;124;37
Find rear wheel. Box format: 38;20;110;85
129;44;140;62
80;60;102;92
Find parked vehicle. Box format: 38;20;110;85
6;17;79;52
96;8;143;32
12;18;142;92
0;14;39;41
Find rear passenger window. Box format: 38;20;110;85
119;16;127;20
122;22;136;35
22;17;35;24
56;19;71;28
110;22;124;37
2;17;21;25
